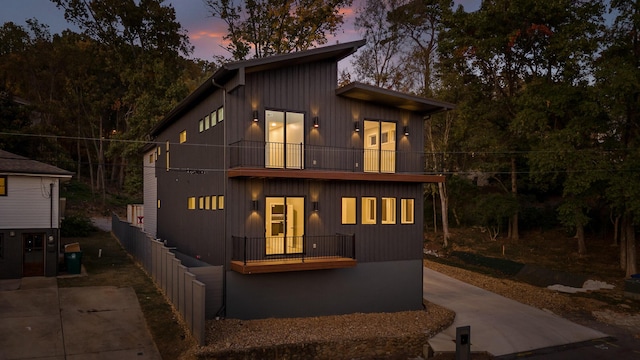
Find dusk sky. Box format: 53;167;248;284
0;0;481;61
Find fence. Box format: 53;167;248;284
112;213;221;345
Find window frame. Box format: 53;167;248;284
0;175;7;196
381;197;396;224
341;197;356;224
362;197;376;224
401;198;415;224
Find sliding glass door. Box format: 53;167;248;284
265;110;304;169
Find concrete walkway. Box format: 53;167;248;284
424;267;609;357
0;277;160;360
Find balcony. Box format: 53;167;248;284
230;234;357;274
228;140;445;183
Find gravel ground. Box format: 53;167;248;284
198;304;454;355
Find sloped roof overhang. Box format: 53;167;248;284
336;82;456;116
150;40;366;137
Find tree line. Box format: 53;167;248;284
0;0;638;276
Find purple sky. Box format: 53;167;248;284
0;0;480;61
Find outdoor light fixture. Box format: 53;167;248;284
404;126;409;136
354;121;360;132
252;200;259;211
312;201;319;211
252;110;259;122
313;116;319;128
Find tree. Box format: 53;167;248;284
204;0;353;60
596;0;640;276
438;0;604;241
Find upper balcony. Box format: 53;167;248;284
228;140;445;183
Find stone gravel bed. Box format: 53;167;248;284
196;303;455;359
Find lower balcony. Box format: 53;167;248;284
230;234;357;274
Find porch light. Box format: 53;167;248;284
403;126;409;136
252;110;259;122
312;201;319;211
354;121;360;132
313;116;319;128
252;200;259;211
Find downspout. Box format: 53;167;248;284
212;78;227;317
49;181;54;276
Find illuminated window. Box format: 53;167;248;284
362;197;376;224
211;110;217;127
179;130;187;143
341;197;356;224
198;196;204;210
157;199;161;209
205;196;211;210
0;176;7;196
205;114;210;130
218;195;224;209
211;196;217;210
157;146;161;156
149;154;154;163
165;141;170;171
381;197;396;224
401;199;414;224
217;107;224;122
187;197;196;210
199;119;204;132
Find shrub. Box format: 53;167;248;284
61;214;96;237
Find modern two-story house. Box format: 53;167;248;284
144;40;454;319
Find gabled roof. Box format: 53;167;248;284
151;40;366;136
0;149;73;177
336;82;456;115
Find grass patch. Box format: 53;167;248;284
450;251;525;276
58;231;196;359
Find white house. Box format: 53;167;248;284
0;149;72;278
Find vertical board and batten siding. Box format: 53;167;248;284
154;88;227;266
142;149;157;238
0;176;61;229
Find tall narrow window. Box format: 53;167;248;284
204;114;210;130
362;197;376;224
211;110;217;127
205;196;211;210
0;175;7;196
265;110;304;169
157;199;161;209
217;107;224;122
364;120;396;173
401;198;414;224
179;130;187;143
199;119;204;132
382;197;396;224
211;196;217;210
165;141;170;171
341;197;356;224
218;195;224;209
198;196;204;210
187;197;196;210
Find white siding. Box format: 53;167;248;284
0;176;62;229
143;149;157;238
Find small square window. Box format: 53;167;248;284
188;197;196;210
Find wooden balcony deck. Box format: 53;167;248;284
230;257;357;275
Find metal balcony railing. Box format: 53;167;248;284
231;234;356;265
229;140;438;174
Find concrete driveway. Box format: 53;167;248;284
0;277;160;360
423;267;609;357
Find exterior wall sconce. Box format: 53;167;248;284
252;200;259;211
354;121;360;132
312;201;319;211
403;126;409;136
252;110;259;122
313;116;319;128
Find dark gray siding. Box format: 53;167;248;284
227;178;424;264
155;89;227;266
226;259;423;319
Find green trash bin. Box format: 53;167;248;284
65;251;83;274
